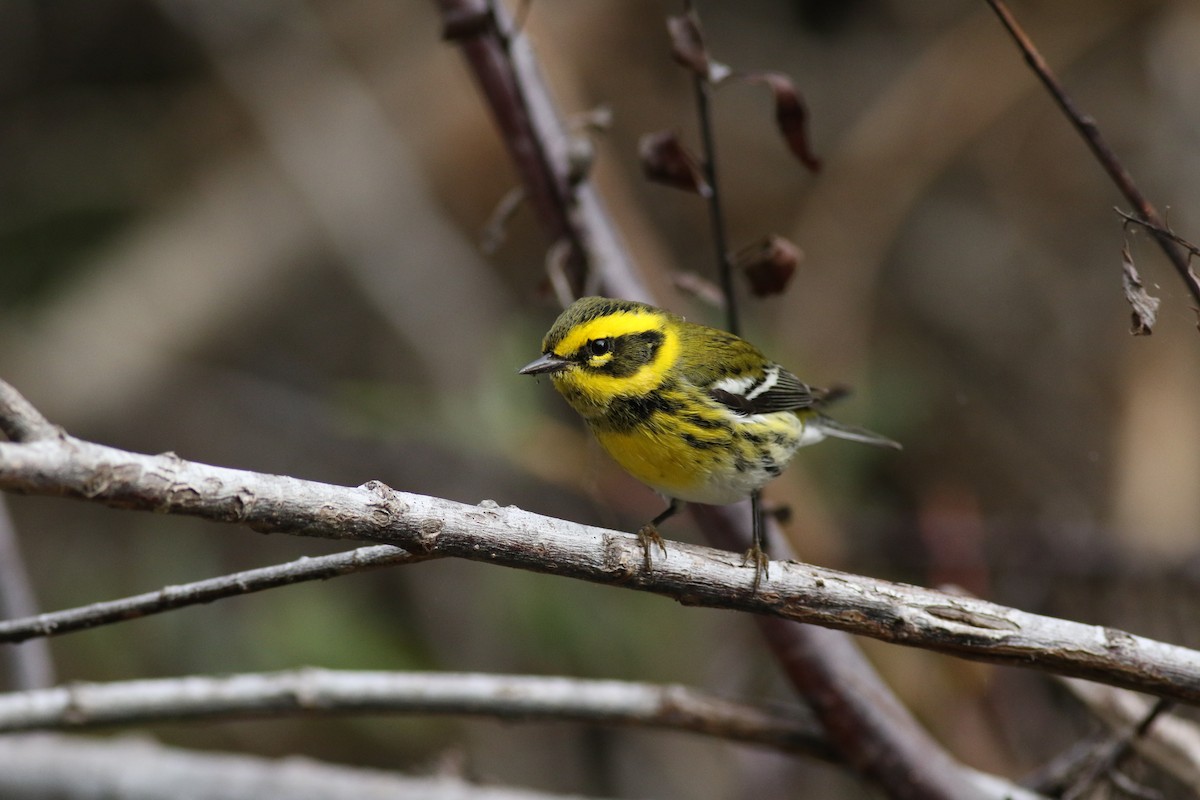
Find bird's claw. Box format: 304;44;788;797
636;524;669;570
741;545;770;591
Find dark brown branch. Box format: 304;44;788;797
0;668;833;760
0;545;424;645
433;0;651;303
696;504;1003;800
984;0;1200;308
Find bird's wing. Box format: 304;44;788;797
707;363;820;415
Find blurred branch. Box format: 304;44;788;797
0;668;833;758
157;0;511;402
1;382;1199;715
0;545;423;645
985;0;1200;308
0;497;54;689
696;504;1024;800
1062;677;1200;794
1060;697;1169;800
432;0;653;304
0;733;594;800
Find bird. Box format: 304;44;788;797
519;296;898;585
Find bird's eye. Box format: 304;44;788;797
588;338;612;356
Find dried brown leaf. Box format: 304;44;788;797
735;235;802;296
638;130;711;196
1121;242;1159;336
735;71;821;172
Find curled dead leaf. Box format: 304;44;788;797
735;71;821;172
1121;242;1159;336
638;130;711;196
735;235;802;296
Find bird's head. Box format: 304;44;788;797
519;297;681;416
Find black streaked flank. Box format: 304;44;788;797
681;411;725;430
681;432;721;450
598;389;683;431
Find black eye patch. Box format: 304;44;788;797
579;330;665;377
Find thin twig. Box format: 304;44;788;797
1060;677;1200;793
683;0;740;336
0;545;423;645
0;668;833;758
984;0;1200;307
1116;208;1200;262
1062;698;1172;800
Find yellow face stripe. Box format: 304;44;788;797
550;309;681;399
551;308;664;356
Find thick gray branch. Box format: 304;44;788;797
1;400;1199;706
0;668;832;759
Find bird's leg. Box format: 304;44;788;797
742;490;770;589
636;498;680;570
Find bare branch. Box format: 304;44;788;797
0;733;594;800
0;668;832;757
433;0;652;303
984;0;1200;308
696;503;1013;800
0;545;423;645
1;380;1199;710
1063;677;1200;794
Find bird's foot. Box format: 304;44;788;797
635;524;669;571
741;544;770;591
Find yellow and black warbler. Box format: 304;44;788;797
520;296;899;578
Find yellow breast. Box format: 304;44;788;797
592;408;810;506
594;425;715;500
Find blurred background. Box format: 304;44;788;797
2;0;1200;797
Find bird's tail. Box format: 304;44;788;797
814;414;902;450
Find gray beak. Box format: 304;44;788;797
519;353;569;375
